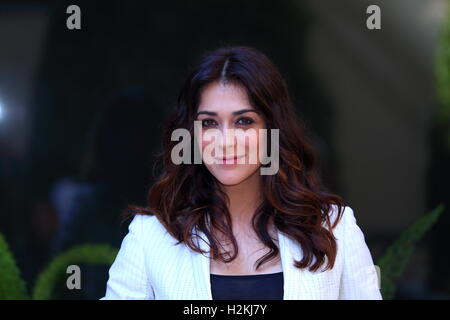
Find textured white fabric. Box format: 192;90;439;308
101;205;382;300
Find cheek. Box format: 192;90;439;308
195;133;211;152
239;133;261;163
197;134;216;165
202;136;212;150
201;139;206;151
248;135;260;151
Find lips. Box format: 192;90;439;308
215;155;245;164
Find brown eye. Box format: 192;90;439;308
202;119;217;127
236;117;254;126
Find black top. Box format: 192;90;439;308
210;271;284;300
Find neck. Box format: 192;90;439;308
219;170;263;230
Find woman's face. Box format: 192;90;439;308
195;81;266;186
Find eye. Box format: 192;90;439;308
201;118;217;127
236;117;254;126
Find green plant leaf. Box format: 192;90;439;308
435;2;450;149
376;203;445;299
32;244;118;300
0;233;28;300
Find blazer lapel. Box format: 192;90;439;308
190;223;318;300
278;229;323;299
190;228;213;300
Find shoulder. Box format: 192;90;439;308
327;204;372;250
128;214;168;236
127;214;179;249
327;204;358;234
129;213;164;230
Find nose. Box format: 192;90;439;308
216;125;236;157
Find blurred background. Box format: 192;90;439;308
0;0;449;299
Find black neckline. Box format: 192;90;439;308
210;271;283;279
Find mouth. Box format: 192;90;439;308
215;155;245;164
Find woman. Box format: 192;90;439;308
102;46;382;300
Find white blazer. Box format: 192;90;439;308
101;205;382;300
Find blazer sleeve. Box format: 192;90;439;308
338;206;383;300
101;215;155;300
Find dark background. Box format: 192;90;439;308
0;0;448;299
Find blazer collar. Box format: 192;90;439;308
191;223;310;300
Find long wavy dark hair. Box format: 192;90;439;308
128;46;346;272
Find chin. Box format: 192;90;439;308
216;176;245;186
208;165;260;186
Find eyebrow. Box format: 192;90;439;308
195;109;260;118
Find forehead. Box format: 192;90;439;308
197;81;254;112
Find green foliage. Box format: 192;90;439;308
0;204;445;300
376;204;445;300
0;238;118;300
435;2;450;147
0;233;28;300
32;244;118;300
0;235;118;300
